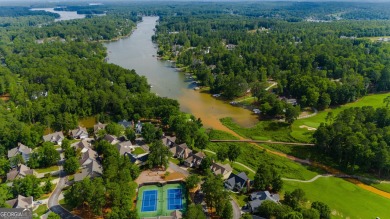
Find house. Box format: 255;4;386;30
69;126;88;139
118;119;133;128
279;97;298;106
247;191;280;213
184;152;206;168
104;134;119;145
6;195;34;209
162;136;176;147
42;131;64;145
8;143;32;163
116;141;133;155
224;172;251;192
135;121;142;134
75;140;91;152
170;143;192;159
74;160;103;182
7;164;36;181
128;153;149;166
79;148;98;166
226;44;237;50
210;163;232;180
94;122;107;134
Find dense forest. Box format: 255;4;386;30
0;4;208;218
314;106;390;177
0;6;176;155
154;3;390;120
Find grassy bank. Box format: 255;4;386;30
220;117;297;142
370;183;390;193
207;130;317;180
284;177;390;219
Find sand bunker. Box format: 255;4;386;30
299;125;317;131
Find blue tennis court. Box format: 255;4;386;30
167;188;183;210
141;190;158;212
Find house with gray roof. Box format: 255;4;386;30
79;148;98;166
116;141;133;156
128;153;149;166
247;191;280;213
74;160;103;182
8;143;32;163
75;140;91;152
135;121;142;134
42;131;64;145
69;126;88;139
184;152;205;168
162;136;176;147
225;172;251;192
7;164;36;181
6;195;34;209
94;122;107;134
170;143;192;159
104;134;119;145
210;163;233;180
118;119;133;128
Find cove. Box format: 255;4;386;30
104;17;258;133
30;8;86;21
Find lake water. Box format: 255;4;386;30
30;8;86;21
104;17;258;132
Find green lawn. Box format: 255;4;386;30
33;204;48;216
132;147;146;155
169;157;180;165
37;192;51;200
207;130;318;181
232;163;255;179
291;92;390;142
370;183;390;193
220;117;297;142
284;177;390;219
230;192;248;207
35;165;59;173
208;129;239;140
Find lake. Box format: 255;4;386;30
30;8;86;21
104;17;258;133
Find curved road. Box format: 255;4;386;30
282;174;333;183
47;154;81;219
230;198;241;219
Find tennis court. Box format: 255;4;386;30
137;183;187;218
141;190;158;212
167;188;183;210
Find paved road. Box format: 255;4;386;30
282;174;333;183
230;197;241;219
169;162;190;176
47;155;81;219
